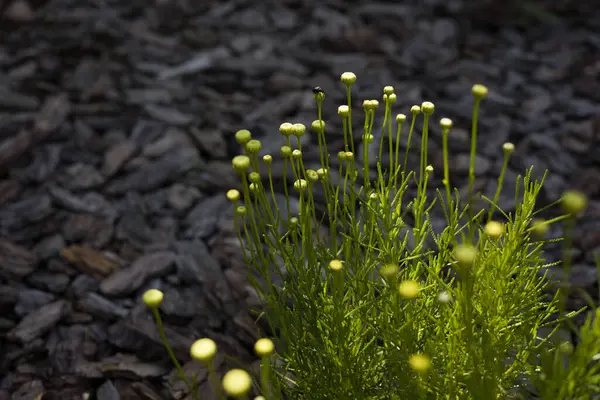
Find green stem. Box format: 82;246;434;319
152;308;197;399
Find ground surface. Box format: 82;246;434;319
1;0;599;399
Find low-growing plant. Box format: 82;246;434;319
144;73;600;400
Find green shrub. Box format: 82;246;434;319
145;73;600;400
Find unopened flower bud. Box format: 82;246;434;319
293;179;308;192
232;155;251;173
306;169;319;183
292;123;306;137
329;259;343;272
311;119;325;133
421;101;435;115
341;72;357;85
279;122;294;137
226;189;240;202
338;105;350;117
280;146;292;158
503;142;515;153
235;129;252;145
561;190;588;216
440;118;453;129
143;289;164;309
472;84;489;99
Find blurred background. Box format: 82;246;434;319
0;0;599;398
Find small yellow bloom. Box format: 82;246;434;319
226;189;240;202
222;368;252;398
472;84;488;99
561;190;588;216
190;338;217;363
531;218;549;238
409;353;431;373
398;280;420;299
379;264;398;280
254;338;275;357
484;221;505;238
329;259;343;272
453;244;478;268
142;289;163;309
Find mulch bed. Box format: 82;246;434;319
1;0;599;398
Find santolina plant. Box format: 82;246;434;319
143;73;600;399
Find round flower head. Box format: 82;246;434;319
245;139;262;154
383;86;394;95
280;146;292;158
254;338;275;357
291;149;302;160
235;205;247;217
292;123;306;137
293;179;308;192
338;105;350;117
226;189;240;202
440;118;453;129
396;114;406;123
484;221;505;238
561;190;588;216
306;169;319;183
248;172;260;184
344;151;354;161
329;259;343;272
503;142;515;153
316;168;328;179
379;264;398;280
409;353;431;373
398;280;420;299
363;99;379;111
235;129;252;145
387;93;397;103
222;369;252;398
425;165;434;174
311;119;325;133
472;84;489;99
341;72;357;85
531;218;549;238
279;122;294;137
190;338;217;363
410;105;421;115
363;133;374;144
312;86;325;101
232;155;251;173
437;291;451;303
263;155;272;164
453;244;478;268
143;289;164;309
421;101;435;115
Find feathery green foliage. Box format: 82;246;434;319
145;73;600;400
